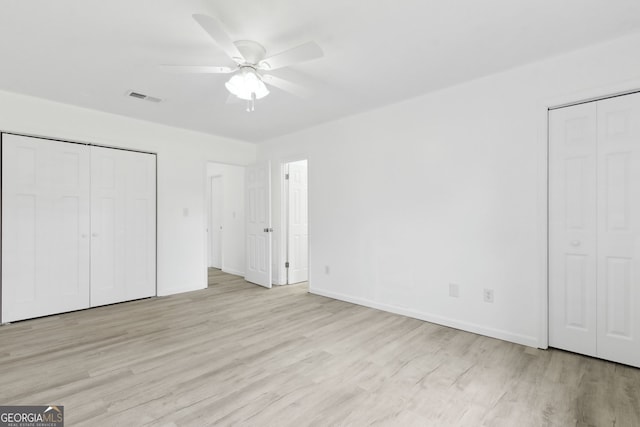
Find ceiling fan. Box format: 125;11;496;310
162;14;324;112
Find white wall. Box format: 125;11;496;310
0;89;256;296
206;162;246;276
258;32;640;348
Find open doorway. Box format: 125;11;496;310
283;160;308;284
206;162;246;279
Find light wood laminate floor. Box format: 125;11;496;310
1;269;639;426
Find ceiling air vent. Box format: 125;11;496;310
126;90;162;103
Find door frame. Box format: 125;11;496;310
539;81;640;350
208;174;223;269
202;161;246;288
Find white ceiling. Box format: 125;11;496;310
1;1;640;143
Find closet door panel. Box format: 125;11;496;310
2;134;90;322
596;92;640;368
124;152;156;301
90;147;156;306
548;103;598;356
90;148;125;306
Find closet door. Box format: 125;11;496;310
596;93;640;367
548;103;598;357
1;134;90;322
90;147;156;306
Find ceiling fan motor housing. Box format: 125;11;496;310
234;40;267;66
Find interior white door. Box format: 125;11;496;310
245;162;272;288
90;146;156;306
209;175;223;269
2;134;91;322
595;92;640;368
287;161;308;284
549;103;598;357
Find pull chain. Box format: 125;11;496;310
246;92;257;112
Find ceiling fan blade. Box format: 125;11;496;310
192;14;245;63
262;74;311;98
160;65;235;74
259;41;323;71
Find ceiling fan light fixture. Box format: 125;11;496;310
225;68;269;101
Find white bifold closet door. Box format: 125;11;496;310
549;102;598;357
595;94;640;367
90;146;156;307
2;134;156;323
549;92;640;368
2;134;91;322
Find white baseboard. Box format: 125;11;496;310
222;267;244;277
157;283;204;297
310;287;540;349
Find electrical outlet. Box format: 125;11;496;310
483;288;494;303
325;265;330;275
449;283;459;298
